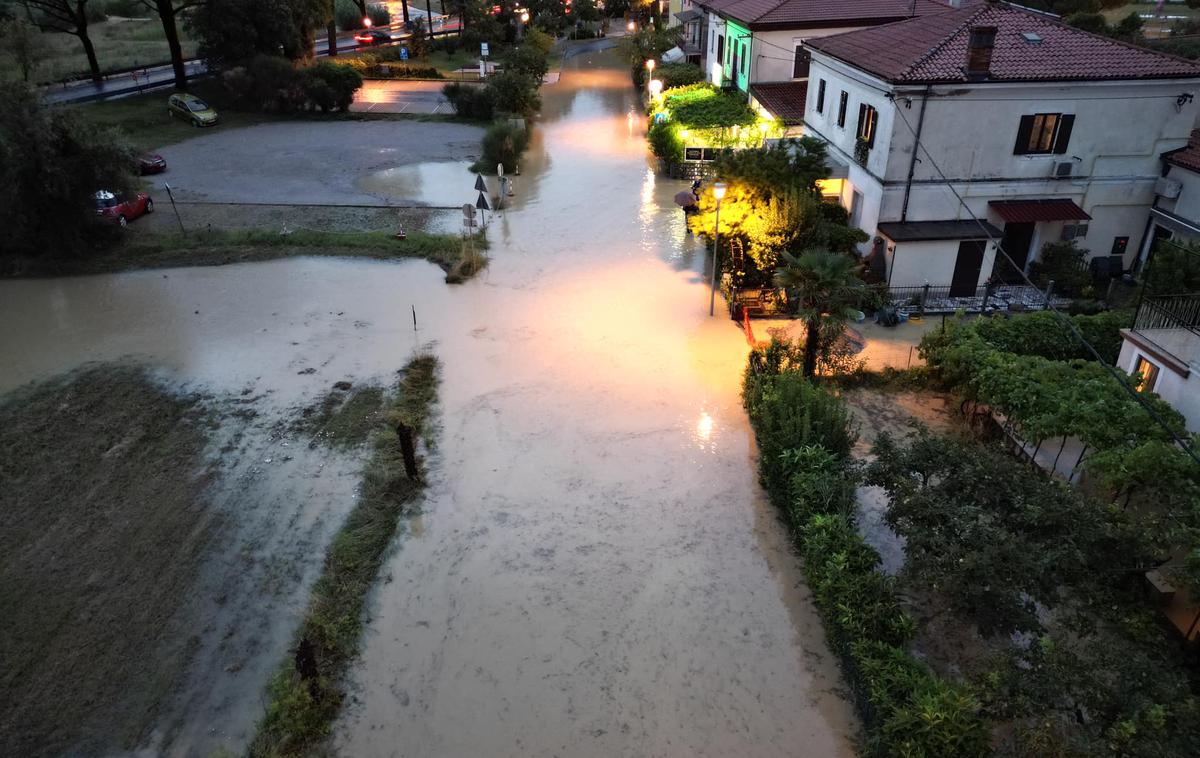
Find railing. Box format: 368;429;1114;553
886;282;1066;316
1135;294;1200;336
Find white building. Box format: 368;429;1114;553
800;3;1200;295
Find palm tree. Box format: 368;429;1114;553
774;249;867;378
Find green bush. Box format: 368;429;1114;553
660;83;756;128
504;44;550;81
475;120;529;174
443;82;495;120
301;61;363;111
485;70;541;115
335;0;389;30
655;62;704;89
1030;240;1091;297
223;56;362;113
646;120;682;162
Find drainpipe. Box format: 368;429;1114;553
900;85;930;223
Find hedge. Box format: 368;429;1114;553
742;345;988;757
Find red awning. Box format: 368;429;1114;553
988;199;1091;223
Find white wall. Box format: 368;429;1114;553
886;240;999;288
704;14;725;85
1158;164;1200;223
750;27;859;84
1118;339;1200;433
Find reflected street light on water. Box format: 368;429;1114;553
709;182;726;316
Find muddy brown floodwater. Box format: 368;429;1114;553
0;51;857;756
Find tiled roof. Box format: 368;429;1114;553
805;3;1200;83
695;0;952;29
989;198;1091;223
750;81;808;125
1164;129;1200;172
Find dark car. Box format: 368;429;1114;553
138;153;166;175
354;29;391;45
94;190;153;227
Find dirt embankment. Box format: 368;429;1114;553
0;366;222;756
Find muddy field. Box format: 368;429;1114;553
0;365;388;756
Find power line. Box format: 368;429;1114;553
889;101;1200;468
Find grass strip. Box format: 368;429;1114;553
248;354;439;757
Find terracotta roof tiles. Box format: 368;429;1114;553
805;3;1200;83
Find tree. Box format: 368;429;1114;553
140;0;204;90
0;81;135;257
22;0;104;82
773;249;869;377
0;16;42;81
1065;11;1108;34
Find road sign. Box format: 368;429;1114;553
400;46;409;60
481;42;490;57
476;192;491;211
474;174;487;192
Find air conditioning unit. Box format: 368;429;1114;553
1155;177;1183;199
1053;161;1074;178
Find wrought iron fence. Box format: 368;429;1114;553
1135;294;1200;336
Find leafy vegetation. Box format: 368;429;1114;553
0;81;135;258
221;55;363;113
250;354;439;757
742;353;989;757
774;250;871;376
1029;240;1092;298
474;120;529;174
654;61;703;89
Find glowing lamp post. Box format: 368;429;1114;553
363;17;372;28
709;182;727;316
648;79;662;99
627;21;636;32
645;58;655;96
518;10;529;40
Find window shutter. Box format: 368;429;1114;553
1013;115;1034;155
816;80;825;113
1053;114;1075;154
868;108;877;148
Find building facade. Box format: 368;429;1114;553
800;4;1200;294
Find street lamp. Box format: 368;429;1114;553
709;182;727;316
645;59;655;96
363;17;372;28
627;21;636;32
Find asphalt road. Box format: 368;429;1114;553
42;19;462;105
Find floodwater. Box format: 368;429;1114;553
0;51;857;756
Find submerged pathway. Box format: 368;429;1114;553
333;53;858;756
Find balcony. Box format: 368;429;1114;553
1127;294;1200;371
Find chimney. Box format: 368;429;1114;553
966;26;997;81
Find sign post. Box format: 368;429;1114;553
480;42;489;79
163;183;185;234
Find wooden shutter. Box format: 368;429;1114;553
816;79;825;113
867;107;877;148
1013;115;1034;155
1053;114;1075;154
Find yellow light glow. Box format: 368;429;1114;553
680;129;690;139
816;178;845;200
713;182;727;201
758;121;770;133
696;411;714;442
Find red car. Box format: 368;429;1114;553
138;153;167;175
94;190;153;227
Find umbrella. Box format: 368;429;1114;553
674;190;697;208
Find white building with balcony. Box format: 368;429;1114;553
800;3;1200;296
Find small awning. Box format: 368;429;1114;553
749;81;808;126
674;9;703;23
877;220;1001;242
988;198;1091;223
661;46;686;63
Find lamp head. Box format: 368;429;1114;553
713;182;727;201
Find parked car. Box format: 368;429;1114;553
94;190;153;227
168;93;218;127
138;153;166;175
354;29;391;45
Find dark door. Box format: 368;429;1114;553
997;222;1034;283
950;240;986;297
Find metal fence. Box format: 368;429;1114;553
886;282;1068;316
1135;294;1200;336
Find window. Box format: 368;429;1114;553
1112;236;1129;256
1013;113;1075;155
1060;222;1089;241
837;90;848;128
856;103;878;148
1133;356;1160;393
716;35;723;65
739;41;746;75
816;79;826;114
793;46;810;79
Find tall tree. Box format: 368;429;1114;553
774;250;867;377
22;0;103;82
0;16;43;81
140;0;203;90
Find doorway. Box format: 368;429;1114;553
950;240;986;297
996;222;1034;283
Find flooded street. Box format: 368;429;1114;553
0;51;856;756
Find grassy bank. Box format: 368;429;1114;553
2;228;488;280
249;354;439;756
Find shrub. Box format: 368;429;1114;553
443;82;495;120
485;70;540;115
104;0;149;17
660;83;756;128
504;44;549;81
524;28;555;56
406;18;429;59
655;62;703;89
475;120;529;174
335;0;388;30
1030;239;1091;297
301;61;363;111
646;120;682;163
